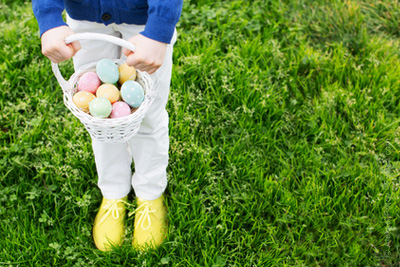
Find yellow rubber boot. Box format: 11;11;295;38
132;195;167;250
93;197;127;251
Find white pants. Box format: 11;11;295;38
67;16;176;201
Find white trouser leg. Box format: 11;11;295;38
66;16;175;200
117;24;176;201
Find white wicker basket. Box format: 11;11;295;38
51;33;156;144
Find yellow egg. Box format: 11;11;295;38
118;63;137;84
73;91;96;112
96;84;120;104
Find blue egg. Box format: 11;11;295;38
120;81;144;108
96;59;119;84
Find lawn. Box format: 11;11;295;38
0;0;399;266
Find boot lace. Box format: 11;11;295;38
99;199;127;224
129;202;156;230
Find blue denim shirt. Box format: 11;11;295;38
32;0;183;44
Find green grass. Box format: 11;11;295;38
1;0;400;266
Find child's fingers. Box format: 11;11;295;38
52;52;69;64
44;44;75;63
126;53;161;74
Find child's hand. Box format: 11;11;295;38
123;34;167;74
41;26;81;63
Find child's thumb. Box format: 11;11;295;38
67;41;81;57
70;41;81;53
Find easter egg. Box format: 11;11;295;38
96;59;119;84
96;84;120;104
73;91;96;112
89;97;112;118
111;101;132;118
77;71;101;94
120;81;144;108
118;63;137;84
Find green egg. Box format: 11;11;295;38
89;97;112;118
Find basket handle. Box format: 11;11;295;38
64;33;136;51
51;33;137;90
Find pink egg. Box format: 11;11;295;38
77;72;101;94
110;101;131;118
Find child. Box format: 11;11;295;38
32;0;183;252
